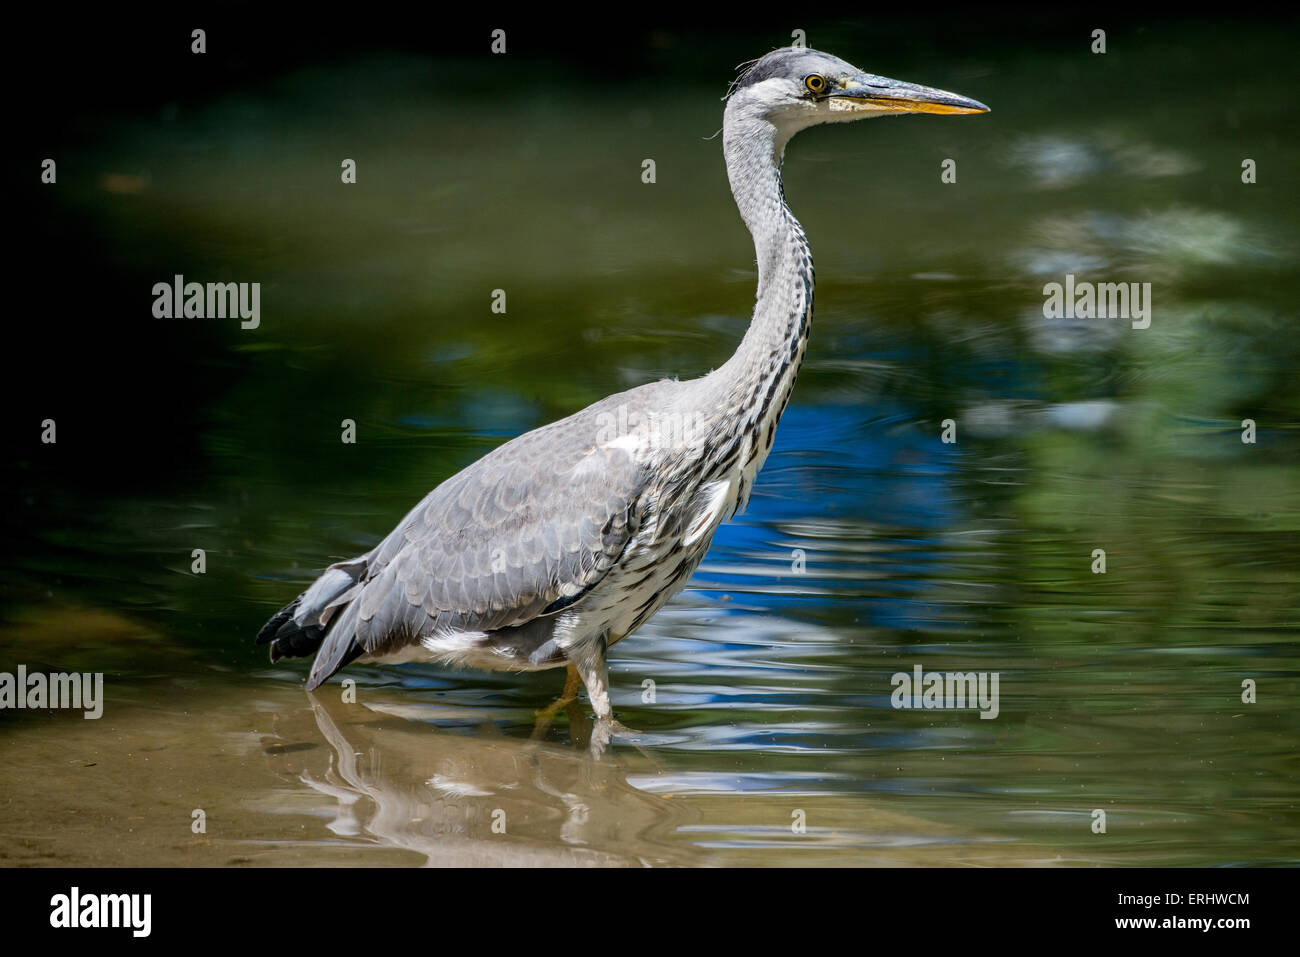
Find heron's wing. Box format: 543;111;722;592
345;410;649;657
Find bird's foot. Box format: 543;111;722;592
603;718;641;737
533;694;578;721
587;716;642;756
531;697;583;741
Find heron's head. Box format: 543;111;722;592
726;47;988;143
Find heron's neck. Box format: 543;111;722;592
711;111;813;435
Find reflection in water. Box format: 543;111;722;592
1011;207;1257;280
246;685;1054;867
1006;132;1199;189
268;691;691;866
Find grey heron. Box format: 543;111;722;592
257;47;988;736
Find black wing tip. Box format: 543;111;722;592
255;601;297;645
256;595;332;667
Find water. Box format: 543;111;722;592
4;19;1298;866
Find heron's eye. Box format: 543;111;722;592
804;74;827;95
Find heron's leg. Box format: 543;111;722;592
569;636;613;719
531;664;585;739
533;663;582;718
570;636;638;753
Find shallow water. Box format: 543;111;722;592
4;20;1298;866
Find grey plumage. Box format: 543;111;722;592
257;48;988;725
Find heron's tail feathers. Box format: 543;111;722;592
255;556;369;688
